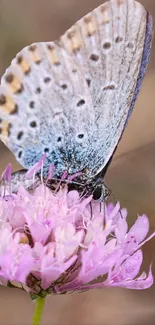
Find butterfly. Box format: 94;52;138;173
0;0;153;200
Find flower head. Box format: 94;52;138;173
0;160;154;299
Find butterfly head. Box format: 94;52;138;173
92;183;111;201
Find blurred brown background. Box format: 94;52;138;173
0;0;155;324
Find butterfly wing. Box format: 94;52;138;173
0;0;153;180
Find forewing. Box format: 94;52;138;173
0;0;152;179
61;0;152;175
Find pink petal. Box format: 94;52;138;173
127;215;149;244
15;246;34;283
60;249;122;292
47;164;55;180
1;164;12;182
108;202;120;220
68;172;82;181
26;154;46;178
115;215;128;243
112;266;153;290
112;250;143;282
28;221;52;245
41;255;77;290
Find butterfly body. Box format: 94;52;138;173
0;0;153;198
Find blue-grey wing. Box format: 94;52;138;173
0;0;153;180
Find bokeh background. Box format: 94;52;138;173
0;0;155;324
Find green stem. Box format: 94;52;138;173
32;296;46;325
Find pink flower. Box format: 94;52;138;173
0;160;154;299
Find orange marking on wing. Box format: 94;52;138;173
0;121;10;144
0;95;18;114
5;73;23;94
67;28;83;53
11;79;23;94
47;45;60;65
29;45;42;64
84;15;97;37
17;56;31;74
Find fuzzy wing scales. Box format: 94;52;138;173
0;0;152;180
60;0;152;174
